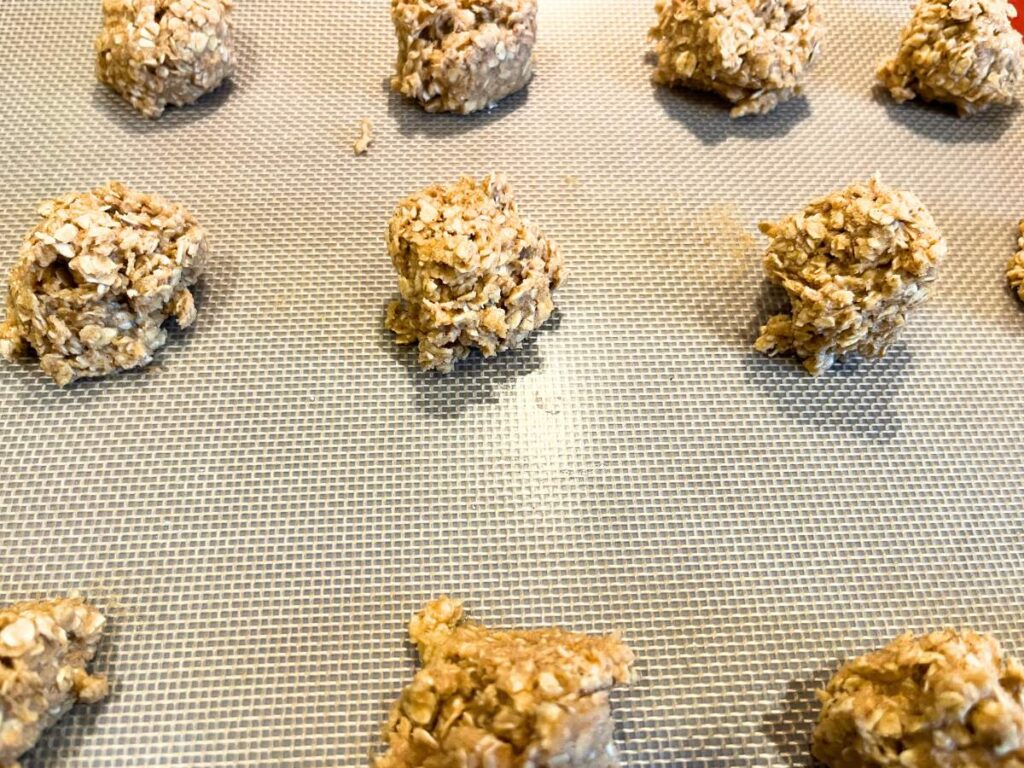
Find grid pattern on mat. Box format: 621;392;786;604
1;0;1024;766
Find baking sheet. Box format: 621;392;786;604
2;0;1024;765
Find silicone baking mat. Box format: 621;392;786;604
2;0;1024;765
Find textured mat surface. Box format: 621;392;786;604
2;1;1024;766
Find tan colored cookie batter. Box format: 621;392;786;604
385;173;564;372
650;0;825;117
1007;220;1024;301
390;0;536;114
0;596;108;768
375;597;635;768
0;182;207;386
755;177;945;375
813;629;1024;768
96;0;236;118
877;0;1023;116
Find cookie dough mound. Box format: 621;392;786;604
390;0;536;114
0;596;108;768
95;0;236;118
376;597;635;768
650;0;825;117
0;182;207;386
812;629;1024;768
1007;220;1024;301
385;173;564;372
877;0;1024;116
755;177;945;375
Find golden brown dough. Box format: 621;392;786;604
813;629;1024;768
375;597;634;768
1007;220;1024;302
385;173;563;372
650;0;825;117
755;176;944;375
96;0;235;118
0;596;108;768
877;0;1023;116
0;182;207;386
390;0;536;114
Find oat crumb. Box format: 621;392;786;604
354;119;375;155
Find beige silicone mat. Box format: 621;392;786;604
2;0;1024;765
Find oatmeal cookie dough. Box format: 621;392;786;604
375;597;635;768
877;0;1024;116
1007;220;1024;301
812;629;1024;768
0;182;208;387
95;0;236;118
755;176;945;375
0;596;108;768
650;0;825;117
390;0;536;114
385;173;564;372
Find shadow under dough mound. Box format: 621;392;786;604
385;78;531;140
742;282;910;441
761;673;831;768
652;83;811;146
92;78;237;133
377;308;560;420
6;299;203;396
751;279;790;337
875;87;1018;144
